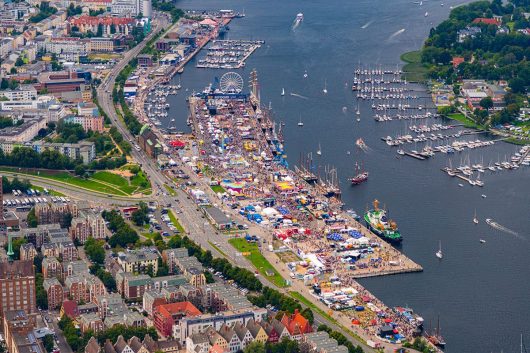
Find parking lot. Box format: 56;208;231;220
3;188;71;211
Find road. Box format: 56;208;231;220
88;11;375;352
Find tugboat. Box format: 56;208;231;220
364;200;403;243
349;162;368;185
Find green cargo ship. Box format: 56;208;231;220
364;199;403;244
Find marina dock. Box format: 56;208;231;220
197;39;264;69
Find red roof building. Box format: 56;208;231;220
68;15;135;36
153;302;201;337
61;300;79;319
472;18;501;26
280;309;312;340
452;57;465;68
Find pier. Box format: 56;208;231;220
197;39;264;69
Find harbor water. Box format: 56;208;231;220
168;0;530;351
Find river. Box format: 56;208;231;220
166;0;530;351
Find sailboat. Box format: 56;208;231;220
281;88;285;96
303;70;308;78
473;209;479;224
348;162;368;185
316;142;322;156
435;241;443;259
298;115;304;127
323;80;328;94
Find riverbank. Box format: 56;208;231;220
400;51;428;83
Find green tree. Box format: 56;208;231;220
479;96;493;110
42;334;54;353
131;202;149;226
84;237;105;264
243;341;265;353
74;164;87;177
35;274;48;309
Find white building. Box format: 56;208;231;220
1;85;38;101
111;0;151;17
173;308;268;342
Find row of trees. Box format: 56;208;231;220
1;176;31;193
113;58;142;135
152;0;184;23
0;145;127;173
248;287;313;324
317;325;365;353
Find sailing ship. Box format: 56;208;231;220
435;241;443;259
349;162;368;185
427;316;446;348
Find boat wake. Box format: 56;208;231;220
486;219;523;239
290;92;309;100
361;20;373;29
388;28;405;40
355;138;371;153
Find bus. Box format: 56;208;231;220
16;206;31;212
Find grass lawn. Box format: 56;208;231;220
91;171;129;186
228;238;287;288
0;168;137;196
208;241;227;257
88;53;122;61
164;184;177;196
400;50;429;82
210;185;226;193
400;50;421;63
446;112;480;128
90;170;150;195
168;210;186;233
31;185;65;197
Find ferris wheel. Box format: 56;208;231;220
219;72;244;93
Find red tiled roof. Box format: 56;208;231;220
473;18;500;26
69;15;134;26
62;300;79;318
452;57;465;68
280;309;312;336
155;301;201;319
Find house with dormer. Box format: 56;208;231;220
233;322;253;349
246;319;268;344
218;324;241;353
280;309;313;341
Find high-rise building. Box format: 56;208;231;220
0;259;36;319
